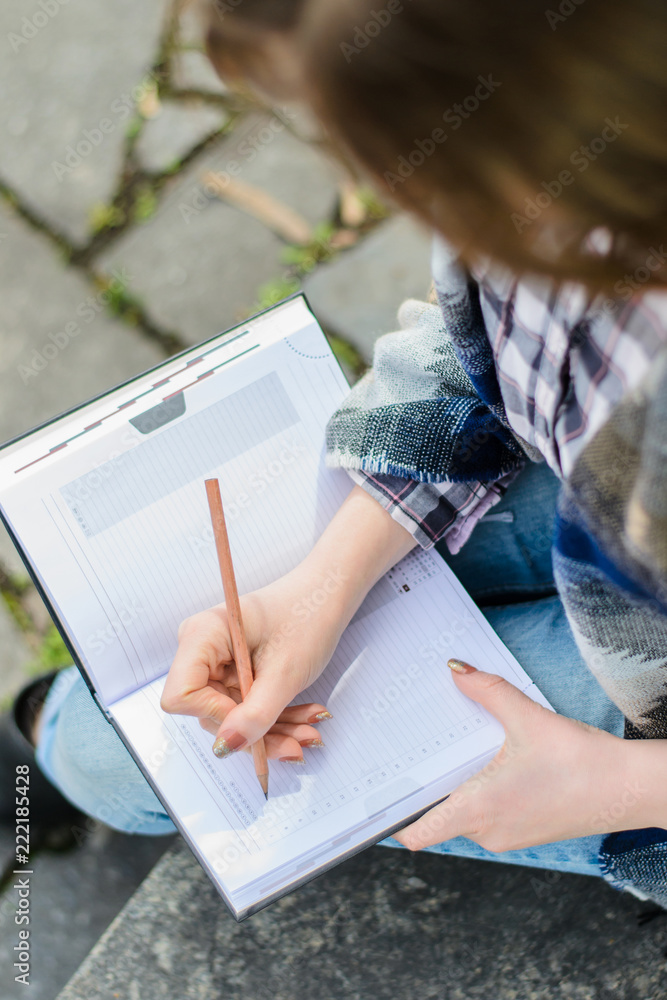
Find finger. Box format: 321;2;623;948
203;725;311;763
392;779;481;851
269;722;325;746
210;665;306;755
197;717;324;747
263;731;310;762
447;659;544;736
161;609;234;719
276;703;333;725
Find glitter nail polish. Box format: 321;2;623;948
307;710;333;723
212;731;246;758
447;658;476;674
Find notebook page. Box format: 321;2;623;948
0;297;307;475
110;545;551;918
0;314;353;706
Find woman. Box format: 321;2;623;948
9;0;667;905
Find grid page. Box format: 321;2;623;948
110;541;551;914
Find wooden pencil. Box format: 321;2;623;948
205;478;269;799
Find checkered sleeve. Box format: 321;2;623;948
346;467;523;554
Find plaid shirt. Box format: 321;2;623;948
349;237;667;552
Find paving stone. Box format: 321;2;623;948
303;214;434;362
56;837;667;1000
96;118;341;345
235;114;342;226
0;827;176;1000
281;104;328;144
135;99;228;174
0;0;169;246
0;599;33;705
175;0;208;49
0;202;166;445
172;49;230;96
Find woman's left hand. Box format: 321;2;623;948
393;661;645;853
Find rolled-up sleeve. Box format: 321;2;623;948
347;467;522;553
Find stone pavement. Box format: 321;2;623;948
0;0;665;998
57;838;667;1000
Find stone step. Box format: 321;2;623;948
54;835;658;1000
1;828;175;1000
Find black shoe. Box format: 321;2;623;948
0;670;83;830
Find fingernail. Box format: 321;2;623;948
279;756;306;765
447;658;477;674
212;731;247;758
307;710;333;723
299;739;325;748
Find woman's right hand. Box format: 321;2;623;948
160;561;351;763
160;485;417;763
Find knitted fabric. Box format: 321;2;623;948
325;256;667;905
325;269;531;484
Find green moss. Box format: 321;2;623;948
125;115;143;141
27;624;72;676
256;276;300;310
357;186;391;220
89;202;126;235
133;186;158;223
1;589;31;633
163;158;183;175
97;274;143;325
279;222;337;274
327;335;365;378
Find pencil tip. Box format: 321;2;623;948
259;772;269;800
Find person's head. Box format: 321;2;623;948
206;0;667;290
206;0;308;100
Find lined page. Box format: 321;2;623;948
111;541;548;916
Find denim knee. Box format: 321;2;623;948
35;668;176;836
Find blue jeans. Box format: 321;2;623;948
35;462;624;875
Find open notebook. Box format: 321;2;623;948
0;295;551;920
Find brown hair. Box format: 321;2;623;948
206;0;667;289
206;0;308;97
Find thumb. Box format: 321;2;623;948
211;668;298;759
447;658;541;736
